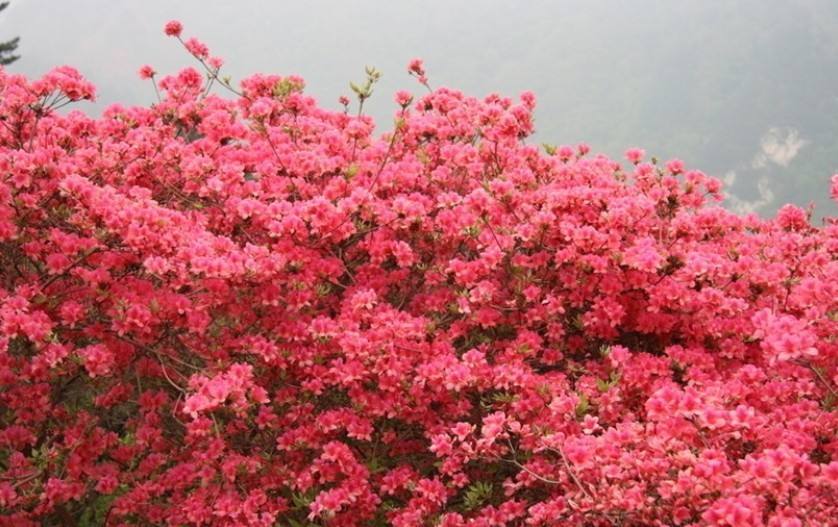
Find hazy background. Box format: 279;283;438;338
2;0;838;220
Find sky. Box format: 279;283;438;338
2;0;838;220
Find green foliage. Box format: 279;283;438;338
290;489;316;511
284;519;319;527
575;392;590;418
596;371;621;392
0;2;19;66
350;66;382;103
462;481;493;511
78;490;123;527
273;77;305;98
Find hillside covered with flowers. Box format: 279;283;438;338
0;22;836;526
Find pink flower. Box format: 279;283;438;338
666;158;685;174
79;344;115;378
184;37;209;59
520;90;536;110
208;56;224;70
451;422;474;441
577;142;590;156
407;58;425;76
394;90;413;108
776;204;808;230
2;23;837;526
557;145;574;162
429;433;453;456
138;65;156;80
623;236;664;272
164;20;183;37
625;147;645;164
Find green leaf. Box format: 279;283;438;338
462;481;493;511
273;78;303;98
822;391;837;412
345;163;359;179
575;393;590;418
491;391;517;404
286;519;319;527
78;493;118;527
596;371;621;392
290;490;316;510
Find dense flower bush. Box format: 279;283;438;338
1;22;837;526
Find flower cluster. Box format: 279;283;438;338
0;21;836;526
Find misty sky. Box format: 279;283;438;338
2;0;838;220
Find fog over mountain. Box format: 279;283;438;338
3;0;837;219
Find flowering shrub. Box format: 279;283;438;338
0;22;836;527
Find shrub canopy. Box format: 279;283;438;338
0;22;836;527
